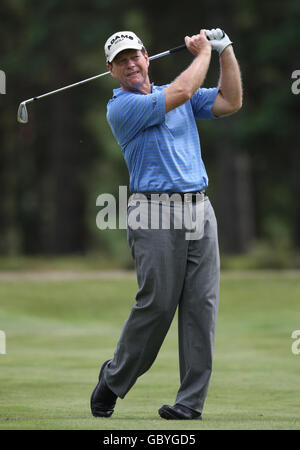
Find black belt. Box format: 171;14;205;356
132;191;207;202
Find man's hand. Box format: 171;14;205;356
164;29;212;113
206;28;232;55
184;29;211;57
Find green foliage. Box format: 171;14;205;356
0;0;299;260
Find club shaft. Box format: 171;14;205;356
18;30;225;122
148;45;186;61
24;70;111;105
20;44;188;107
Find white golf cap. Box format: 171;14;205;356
104;31;144;63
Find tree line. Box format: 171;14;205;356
0;0;299;264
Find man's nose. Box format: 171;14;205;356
126;58;135;67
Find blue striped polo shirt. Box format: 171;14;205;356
107;84;218;193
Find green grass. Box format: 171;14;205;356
0;254;128;272
0;272;300;430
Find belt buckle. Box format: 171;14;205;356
184;193;193;203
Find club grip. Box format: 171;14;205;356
169;44;187;54
169;30;225;54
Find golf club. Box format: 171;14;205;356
17;31;224;124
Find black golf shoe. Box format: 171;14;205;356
158;403;202;420
90;359;118;417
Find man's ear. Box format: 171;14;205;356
107;63;115;78
144;51;149;67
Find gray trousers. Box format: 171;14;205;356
105;194;220;414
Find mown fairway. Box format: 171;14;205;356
0;271;299;430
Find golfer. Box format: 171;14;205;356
91;28;242;420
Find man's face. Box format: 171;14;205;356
107;49;150;92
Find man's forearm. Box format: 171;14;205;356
218;46;243;110
164;48;212;113
176;48;212;97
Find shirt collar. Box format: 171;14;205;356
113;82;156;98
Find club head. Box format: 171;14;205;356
17;102;28;124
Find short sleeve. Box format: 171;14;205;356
190;87;219;120
107;90;166;147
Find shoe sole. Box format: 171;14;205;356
90;359;113;418
159;405;180;420
158;405;202;420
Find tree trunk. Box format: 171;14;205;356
215;145;254;253
48;78;86;254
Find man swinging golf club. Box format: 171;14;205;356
90;28;242;420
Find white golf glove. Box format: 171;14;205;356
206;28;232;55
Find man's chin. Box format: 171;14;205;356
121;81;142;92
